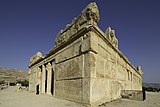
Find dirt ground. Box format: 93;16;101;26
101;92;160;107
0;86;84;107
0;86;160;107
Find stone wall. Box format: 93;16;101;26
54;37;85;102
86;30;142;105
28;2;143;106
28;67;38;92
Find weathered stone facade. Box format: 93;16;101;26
28;2;143;106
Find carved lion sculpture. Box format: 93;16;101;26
82;2;100;23
105;27;118;48
54;2;100;48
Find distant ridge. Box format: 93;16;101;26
143;83;160;89
0;68;28;83
0;67;28;72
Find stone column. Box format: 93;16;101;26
46;62;52;95
28;69;31;92
38;67;42;92
41;65;46;93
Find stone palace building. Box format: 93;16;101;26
28;2;143;106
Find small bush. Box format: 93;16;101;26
145;87;160;92
146;87;153;92
16;79;29;87
0;80;5;85
10;82;16;86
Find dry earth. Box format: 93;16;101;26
100;92;160;107
0;86;160;107
0;86;84;107
0;68;28;82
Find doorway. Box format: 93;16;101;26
36;84;39;95
51;61;55;95
51;69;54;95
45;70;48;93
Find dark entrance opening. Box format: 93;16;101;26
36;84;39;95
50;61;55;95
45;70;48;93
142;87;146;100
51;69;54;95
39;65;42;92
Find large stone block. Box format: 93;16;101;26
83;53;90;77
125;82;133;90
110;61;116;79
81;36;90;53
55;55;83;80
98;45;107;59
81;31;99;53
90;31;98;53
29;68;37;92
98;36;108;51
104;60;112;79
55;38;82;63
56;46;74;63
90;78;110;103
73;39;82;56
83;52;96;78
90;52;96;78
96;55;105;78
109;80;122;100
55;79;83;102
82;78;90;103
116;65;127;81
110;51;117;63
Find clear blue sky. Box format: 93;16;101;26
0;0;160;83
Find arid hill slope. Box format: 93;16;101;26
0;68;28;83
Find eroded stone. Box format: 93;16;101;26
28;2;143;107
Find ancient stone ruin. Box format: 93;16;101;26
28;2;143;107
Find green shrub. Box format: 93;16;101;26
16;79;29;87
10;82;16;86
146;87;153;91
0;80;5;85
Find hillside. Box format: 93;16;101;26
0;68;28;84
143;83;160;89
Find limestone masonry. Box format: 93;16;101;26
28;2;143;107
